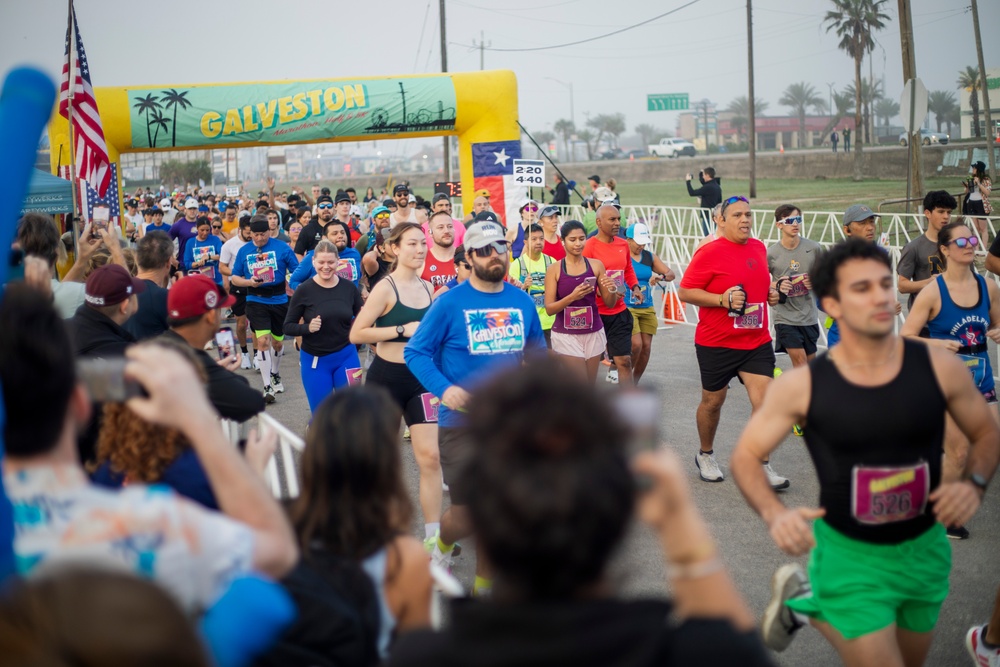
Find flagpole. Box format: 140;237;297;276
66;0;80;257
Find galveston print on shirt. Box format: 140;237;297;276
464;308;526;355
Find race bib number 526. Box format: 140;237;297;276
851;461;929;525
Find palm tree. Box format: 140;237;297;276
927;91;958;133
844;79;883;144
553;118;575;160
957;66;982;138
779;82;826;148
874;97;899;127
824;0;890;178
132;93;161;148
944;107;961;135
821;90;855;136
149;109;170;148
161;89;192;147
725;96;770;142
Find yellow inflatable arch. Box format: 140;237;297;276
49;70;519;217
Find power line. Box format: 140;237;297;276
450;0;702;52
412;0;433;73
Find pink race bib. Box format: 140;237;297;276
787;274;810;298
345;367;364;386
564;306;594;330
733;303;764;329
851;462;929;525
420;392;440;422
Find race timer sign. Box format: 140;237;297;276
434;181;462;198
512;159;545;186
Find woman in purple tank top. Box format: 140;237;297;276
544;220;618;383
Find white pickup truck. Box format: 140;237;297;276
648;138;697;158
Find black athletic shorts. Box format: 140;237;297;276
231;288;248;317
601;309;635;358
245;301;289;339
695;341;775;392
774;323;820;356
365;355;437;426
438;427;474;505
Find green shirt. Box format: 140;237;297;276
509;253;555;330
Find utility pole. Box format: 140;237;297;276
971;0;996;180
439;0;451;181
897;0;923;208
472;31;490;70
747;0;757;198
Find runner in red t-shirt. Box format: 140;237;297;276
420;211;457;292
678;196;787;489
583;204;643;386
539;205;566;260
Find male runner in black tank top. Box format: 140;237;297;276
730;240;1000;665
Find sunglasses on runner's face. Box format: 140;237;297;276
212;225;222;230
317;203;334;209
471;241;509;258
375;213;390;220
778;216;802;225
948;236;980;249
523;205;538;213
721;195;750;215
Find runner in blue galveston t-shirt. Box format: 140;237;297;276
231;216;299;403
183;219;224;285
290;220;362;290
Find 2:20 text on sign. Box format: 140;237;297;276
512;159;545;186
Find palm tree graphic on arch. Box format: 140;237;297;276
161;89;192;147
133;93;161;148
149;109;170;148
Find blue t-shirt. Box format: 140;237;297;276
233;238;300;305
289;247;362;290
404;281;547;428
627;250;655;309
144;222;171;235
184;236;224;284
91;448;218;510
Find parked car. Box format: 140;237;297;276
648;137;697;158
625;149;649;159
898;128;949;146
598;148;625;160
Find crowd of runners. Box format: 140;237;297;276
3;169;1000;667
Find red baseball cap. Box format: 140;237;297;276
168;274;236;319
84;264;145;307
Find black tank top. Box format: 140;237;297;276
374;277;432;343
367;254;392;289
805;339;944;544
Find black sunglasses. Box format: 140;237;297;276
471;241;508;258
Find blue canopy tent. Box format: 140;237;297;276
19;168;73;217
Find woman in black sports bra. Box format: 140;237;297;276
350;222;443;546
362;227;394;291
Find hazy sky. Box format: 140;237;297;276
1;0;995;157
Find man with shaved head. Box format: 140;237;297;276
582;204;644;386
463;195;491;224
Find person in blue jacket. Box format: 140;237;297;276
290;220;361;290
404;217;546;596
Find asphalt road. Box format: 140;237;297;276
253;321;997;666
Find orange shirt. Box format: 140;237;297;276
582;235;637;316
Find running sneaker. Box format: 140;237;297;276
271;373;284;393
695;451;724;482
947;525;970;540
606;368;619;384
764;463;790;490
403;427;410;440
429;540;453;572
263;385;276;404
240;352;251;370
966;624;1000;667
252;355;260;371
423;531;462;558
762;563;810;652
792;424;804;437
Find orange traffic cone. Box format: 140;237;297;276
662;290;686;324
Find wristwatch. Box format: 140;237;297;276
967;473;989;493
396;325;405;336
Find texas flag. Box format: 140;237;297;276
472;140;527;228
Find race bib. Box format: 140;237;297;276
532;293;546;309
733;302;764;329
420;392;440;422
564;305;594;330
336;258;359;282
606;270;625;294
851;461;929;525
786;273;809;298
958;354;988;391
628;284;649;307
345;367;364;386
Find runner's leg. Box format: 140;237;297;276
696;387;727;453
633;332;654;383
584;354;604;384
811;621;906;667
786;347;809;368
613;354;634;386
896;628;934;667
408;423;442;527
256;332;273;386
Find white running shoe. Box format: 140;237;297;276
263;385;276;404
606;368;619;384
271;373;284;393
695;451;724;482
429;540;453;572
240;352;251;370
967;624;1000;667
252;355;260;371
764;463;790;490
762;563;810;652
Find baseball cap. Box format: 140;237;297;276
159;197;171;209
350;205;363;217
150;207;162;214
626;222;652;245
198;204;210;213
393;183;409;194
594;186;616;202
843;204;880;226
474;188;490;198
382;198;395;208
335;192;351;204
185;198;199;209
519;199;539;212
475;210;501;225
249;216;270;233
168;274;236;320
464;219;507;251
317;194;334;205
973;160;987;172
370;206;390;218
539;205;559;218
432;192;450;203
408;194;417;203
127;198;138;207
217;201;229;213
588;174;601;183
84;264;146;307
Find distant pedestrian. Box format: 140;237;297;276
842;127;851;153
830;130;839;153
685;167;722;237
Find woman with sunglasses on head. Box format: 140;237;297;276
545;220;617;383
350;222;443;551
901;221;1000;540
286;221;303;252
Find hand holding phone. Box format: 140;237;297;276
583;276;597;288
215;327;236;360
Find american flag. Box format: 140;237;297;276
79;163;120;225
58;7;111;197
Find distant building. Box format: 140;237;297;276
677;112;857;150
958;66;1000;140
